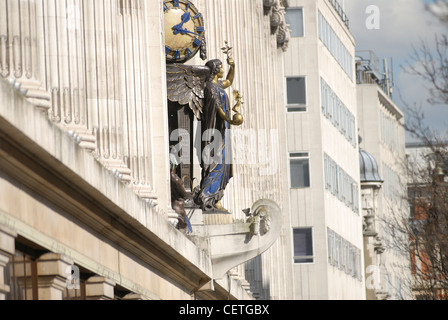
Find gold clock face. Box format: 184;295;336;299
164;0;205;63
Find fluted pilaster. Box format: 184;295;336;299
117;0;156;200
83;0;131;181
0;0;51;110
40;0;95;150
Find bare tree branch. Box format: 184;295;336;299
404;35;448;105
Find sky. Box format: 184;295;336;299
343;0;448;143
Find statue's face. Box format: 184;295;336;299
217;65;224;78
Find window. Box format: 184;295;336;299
286;77;307;112
293;228;314;263
327;228;362;281
290;152;310;188
6;250;39;300
324;153;360;214
5;239;48;300
380;109;401;154
320;78;357;147
285;8;304;37
318;11;354;81
382;162;402;202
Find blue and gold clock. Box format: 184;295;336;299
164;0;205;64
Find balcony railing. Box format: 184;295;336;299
328;0;350;28
356;50;395;98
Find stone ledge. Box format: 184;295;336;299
0;78;213;294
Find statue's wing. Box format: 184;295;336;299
166;64;210;119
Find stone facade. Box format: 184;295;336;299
0;0;290;300
282;0;364;299
0;0;414;301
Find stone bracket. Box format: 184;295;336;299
189;199;282;280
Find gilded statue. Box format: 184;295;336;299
166;42;243;213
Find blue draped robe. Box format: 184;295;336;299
195;81;233;211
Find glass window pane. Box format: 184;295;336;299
285;8;304;37
287;77;306;105
290;158;310;188
293;228;313;263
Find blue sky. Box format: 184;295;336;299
343;0;448;143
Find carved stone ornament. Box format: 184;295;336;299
246;207;272;236
270;5;285;28
363;213;377;237
191;199;283;279
276;22;291;52
280;0;290;7
263;0;290;51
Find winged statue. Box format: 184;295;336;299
166;43;243;213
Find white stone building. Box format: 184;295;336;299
0;0;417;302
0;0;292;300
281;0;365;299
356;51;412;300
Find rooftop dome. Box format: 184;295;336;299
359;149;382;183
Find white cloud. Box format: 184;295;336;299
397;59;448;140
344;0;448;140
345;0;444;58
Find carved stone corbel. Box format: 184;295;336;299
262;0;290;51
270;5;285;33
280;0;290;8
276;22;291;52
188;199;282;280
363;213;377;237
263;0;278;13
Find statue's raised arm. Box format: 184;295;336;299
221;41;235;89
